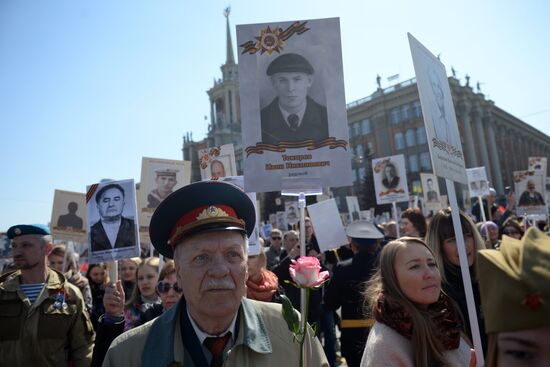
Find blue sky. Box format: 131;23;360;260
1;0;549;231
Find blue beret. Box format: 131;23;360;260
266;53;314;76
7;224;51;239
149;181;256;259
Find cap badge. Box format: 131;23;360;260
14;228;21;235
197;206;230;220
522;293;544;310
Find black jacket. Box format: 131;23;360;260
90;217;136;252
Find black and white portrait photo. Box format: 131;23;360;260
260;53;329;144
372;154;409;205
87;179;140;263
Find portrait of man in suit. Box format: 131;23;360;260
381;162;400;190
260;53;329;145
426;177;439;202
90;183;136;252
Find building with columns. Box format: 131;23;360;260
183;13;550;215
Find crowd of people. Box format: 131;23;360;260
1;181;549;366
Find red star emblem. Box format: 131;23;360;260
522;293;544;310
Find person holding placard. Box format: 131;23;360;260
102;181;328;366
260;53;329;144
426;209;488;353
477;228;550;367
360;237;473;366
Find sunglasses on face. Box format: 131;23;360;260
156;282;183;294
271;236;282;240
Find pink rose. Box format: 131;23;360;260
289;256;330;288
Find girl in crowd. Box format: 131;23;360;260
478;228;550;367
425;208;487;352
124;257;161;330
119;257;141;301
86;263;108;329
92;260;183;367
400;208;427;238
361;237;473;366
246;239;281;303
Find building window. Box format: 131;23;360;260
409;154;419;172
413;100;422;119
390;107;400;125
394;132;405;150
406;129;416;147
355;122;361;136
349;125;354;138
361;118;371;134
420;151;432;170
353;168;359;183
366;142;374;156
401;105;410;122
416;127;427;145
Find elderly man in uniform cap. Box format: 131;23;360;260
148;168;179;208
260;52;329;144
0;224;95;366
103;181;328;367
323;220;384;367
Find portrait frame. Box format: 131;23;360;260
466;167;490;198
51;189;87;243
372;154;410;205
198;144;237;180
237;17;352;192
514;170;547;217
420;173;442;212
86;179;140;263
138;157;191;227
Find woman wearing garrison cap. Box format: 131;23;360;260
478;227;550;366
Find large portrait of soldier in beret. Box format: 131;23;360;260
260;53;329;145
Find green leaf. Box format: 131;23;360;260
280;294;299;335
312;321;319;337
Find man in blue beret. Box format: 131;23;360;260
261;53;329;145
90;183;136;252
103;181;328;366
0;224;95;366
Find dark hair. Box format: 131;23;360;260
401;208;428;237
95;183;125;204
499;218;524;239
86;263;107;284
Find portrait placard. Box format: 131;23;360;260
466;167;490;198
237;17;351;192
218;176;261;256
51;189;87;243
346;196;361;221
198;144;238;180
139;157;191;227
372;154;409;205
285;201;300;226
409;34;467;184
276;211;287;231
420;173;442;212
86;179;140;263
528;157;547;179
514;170;547;216
306;198;348;253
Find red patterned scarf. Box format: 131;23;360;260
374;293;462;350
246;270;279;302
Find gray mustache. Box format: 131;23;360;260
202;278;236;291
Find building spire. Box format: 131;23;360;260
224;7;235;65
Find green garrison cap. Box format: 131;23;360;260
478;227;550;333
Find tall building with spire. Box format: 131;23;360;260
183;8;243;182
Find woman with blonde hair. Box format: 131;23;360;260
123;257;161;330
425;208;487;352
361;237;473;366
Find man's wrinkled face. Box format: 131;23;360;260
97;188;125;221
210;162;226;178
175;231;247;323
527;181;536;192
270;72;312;111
